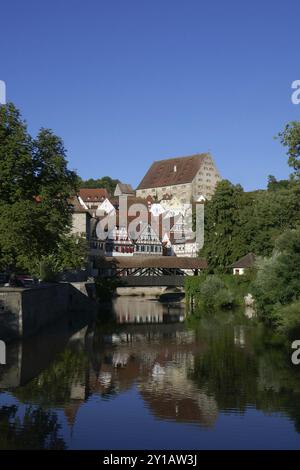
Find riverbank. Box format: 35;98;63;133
185;274;252;315
0;282;97;341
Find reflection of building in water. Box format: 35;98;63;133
234;326;246;348
138;354;218;427
64;380;87;428
0;320;90;390
113;296;185;324
1;304;216;430
87;327;217;428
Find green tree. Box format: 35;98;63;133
241;184;300;257
0;103;81;274
278;121;300;177
252;228;300;323
201;180;246;272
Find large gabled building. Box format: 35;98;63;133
79;188;108;210
136;153;221;203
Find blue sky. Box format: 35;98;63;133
1;0;299;190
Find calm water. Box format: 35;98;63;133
1;296;300;450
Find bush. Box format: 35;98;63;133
199;276;226;309
275;300;300;338
186;275;240;314
252;228;300;324
185;273;248;316
214;288;238;310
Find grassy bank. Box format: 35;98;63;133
185;273;252;317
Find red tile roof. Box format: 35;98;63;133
137;154;209;190
79;188;108;201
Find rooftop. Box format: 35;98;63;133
79;188;108;201
231;253;256;269
115;183;135;195
97;256;207;270
137;153;209;190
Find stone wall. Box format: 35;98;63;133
71;212;90;239
0;282;97;342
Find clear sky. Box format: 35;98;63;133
1;0;300;190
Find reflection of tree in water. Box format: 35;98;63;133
0;405;65;450
13;348;88;407
190;326;258;412
189;318;300;433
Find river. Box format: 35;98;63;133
0;296;300;449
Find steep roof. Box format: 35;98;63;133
116;183;135;195
109;196;152;208
231;253;256;269
137;154;209;190
79;188;108;201
69;196;91;215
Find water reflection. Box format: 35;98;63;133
1;297;300;449
113;296;185;324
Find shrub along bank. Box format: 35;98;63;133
185;273;252;316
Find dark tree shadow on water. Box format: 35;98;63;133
0;404;66;450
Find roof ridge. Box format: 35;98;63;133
153;153;209;163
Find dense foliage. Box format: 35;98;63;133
200;178;300;272
0;103;86;277
185;273;251;315
197;120;300;337
251;229;300;333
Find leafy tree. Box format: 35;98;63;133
38;235;88;281
241;184;300;257
201;178;300;271
0;104;34;202
0;103;82;274
252;228;300;323
278;121;300;177
267;175;290;191
200;180;246;272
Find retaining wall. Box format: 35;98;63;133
0;282;97;341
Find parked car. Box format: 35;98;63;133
0;273;9;286
0;274;38;288
16;275;38;288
